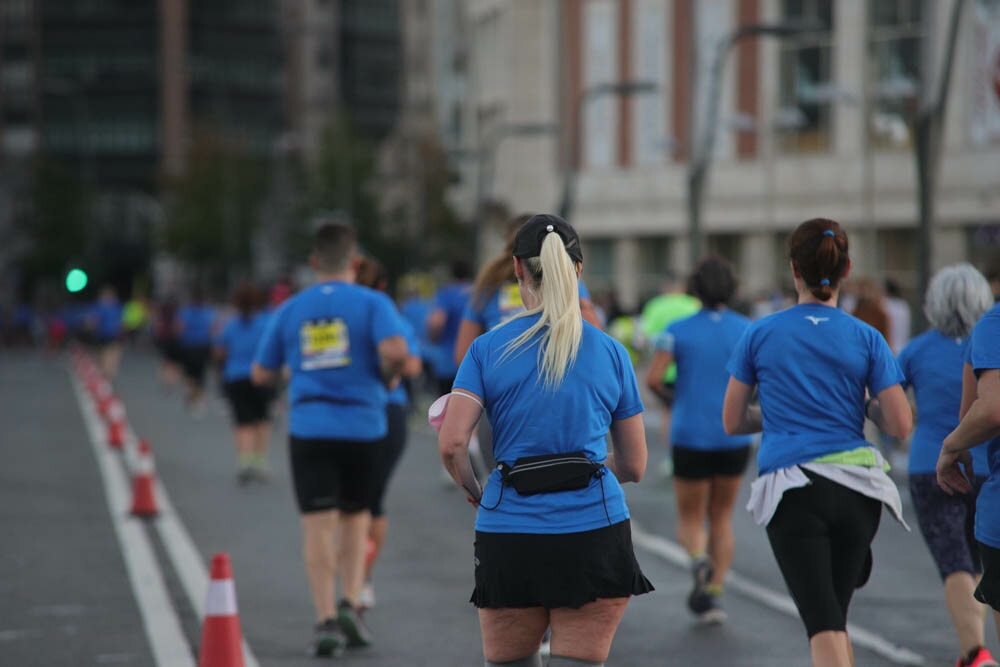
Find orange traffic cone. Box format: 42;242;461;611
198;553;246;667
107;399;127;449
97;390;115;420
130;440;158;517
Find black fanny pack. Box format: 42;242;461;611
499;452;604;496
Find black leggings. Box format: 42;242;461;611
766;471;882;638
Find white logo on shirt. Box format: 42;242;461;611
804;316;829;325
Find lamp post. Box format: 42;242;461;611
913;0;965;331
686;22;819;268
558;80;657;222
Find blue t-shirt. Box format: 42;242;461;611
387;317;420;407
726;303;904;475
657;308;752;450
453;315;644;534
217;312;270;382
92;301;123;341
966;303;1000;549
254;281;405;441
429;282;471;379
898;330;990;475
178;305;215;347
463;280;592;333
400;297;432;356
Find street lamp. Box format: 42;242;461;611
913;0;965;331
558;80;658;222
686;22;819;267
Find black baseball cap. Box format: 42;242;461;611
511;214;583;263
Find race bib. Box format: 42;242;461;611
300;318;351;370
498;283;524;317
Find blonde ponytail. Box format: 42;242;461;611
499;231;583;388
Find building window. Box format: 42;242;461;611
867;0;923;149
637;236;672;301
777;0;834;154
582;239;614;293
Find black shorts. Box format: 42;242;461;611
976;542;1000;611
370;403;408;517
181;345;211;386
471;520;654;609
766;471;881;638
223;379;273;426
672;445;751;480
289;435;382;514
156;338;183;364
909;473;984;580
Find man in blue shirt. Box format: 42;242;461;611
252;222;408;656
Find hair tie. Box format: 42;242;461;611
820;278;831;286
823;230;835;237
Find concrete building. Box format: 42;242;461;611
454;0;1000;313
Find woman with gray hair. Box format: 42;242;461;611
897;263;999;667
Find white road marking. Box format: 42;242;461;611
71;367;261;667
70;372;196;667
630;521;926;666
117;393;261;667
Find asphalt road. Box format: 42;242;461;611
2;346;997;666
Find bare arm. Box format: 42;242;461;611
454;319;484;367
251;362;277;386
722;377;762;435
864;384;912;439
378;334;409;385
426;308;446;343
939;368;1000;494
645;350;674;404
437;390;485;505
606;414;647;483
959;362;977;420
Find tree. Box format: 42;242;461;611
300;111;408;271
162;133;268;286
17;158;90;288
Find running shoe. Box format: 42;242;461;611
312;618;344;657
358;583;376;610
337;598;372;648
687;589;727;624
236;467;254;486
958;647;999;667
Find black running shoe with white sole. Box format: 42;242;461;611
337;599;372;648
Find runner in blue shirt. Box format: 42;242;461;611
354;256;423;611
215;283;273;484
176;288;216;415
898;264;998;667
438;214;651;667
252;222;407;656
723;218;912;666
939;296;1000;630
426;260;473;396
88;285;124;380
645;256;751;623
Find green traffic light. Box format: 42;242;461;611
65;268;88;293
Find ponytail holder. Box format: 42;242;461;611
823;230;835;237
820;278;831;286
545;224;555;233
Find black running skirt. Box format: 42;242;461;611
471;519;654;609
